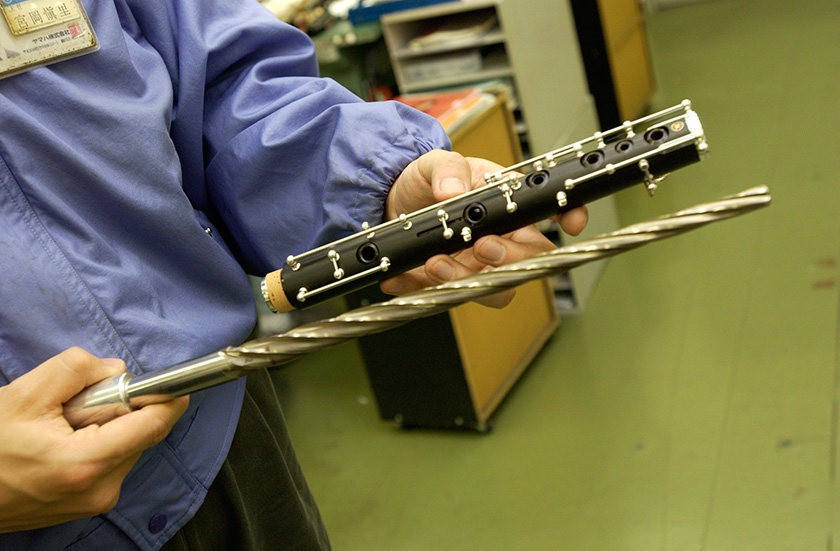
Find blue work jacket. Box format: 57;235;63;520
0;0;448;548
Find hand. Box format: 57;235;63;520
0;348;189;533
381;149;588;308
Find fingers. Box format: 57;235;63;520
380;257;516;309
426;254;517;309
0;350;189;532
382;151;590;309
556;205;589;236
381;226;554;308
44;397;189;519
420;149;473;199
15;346;189;471
386;150;484;220
471;225;556;266
76;395;190;467
10;348;125;416
379;267;429;297
381;225;554;289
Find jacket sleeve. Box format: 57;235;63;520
146;0;451;275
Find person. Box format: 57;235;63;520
0;1;587;549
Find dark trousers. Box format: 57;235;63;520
161;370;331;551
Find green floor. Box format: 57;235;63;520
272;1;840;549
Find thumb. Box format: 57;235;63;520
386;150;472;219
17;348;126;408
420;149;472;201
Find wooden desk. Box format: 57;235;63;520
448;93;522;167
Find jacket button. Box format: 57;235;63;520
148;513;168;534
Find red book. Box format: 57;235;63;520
396;88;494;133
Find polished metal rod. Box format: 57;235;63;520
64;186;771;428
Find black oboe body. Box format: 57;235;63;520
262;101;708;313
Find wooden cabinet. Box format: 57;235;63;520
448;92;522;167
347;278;557;431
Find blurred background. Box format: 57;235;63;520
258;0;840;549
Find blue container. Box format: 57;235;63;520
348;0;457;25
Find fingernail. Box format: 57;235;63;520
430;259;455;281
479;239;506;264
103;357;125;371
381;280;403;294
440;177;467;195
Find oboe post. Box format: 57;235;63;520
261;100;709;313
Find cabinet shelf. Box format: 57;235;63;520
392;30;506;60
399;67;514;93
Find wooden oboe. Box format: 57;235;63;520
261;100;708;313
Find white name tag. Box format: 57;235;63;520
0;0;98;80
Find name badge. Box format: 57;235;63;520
0;0;98;80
